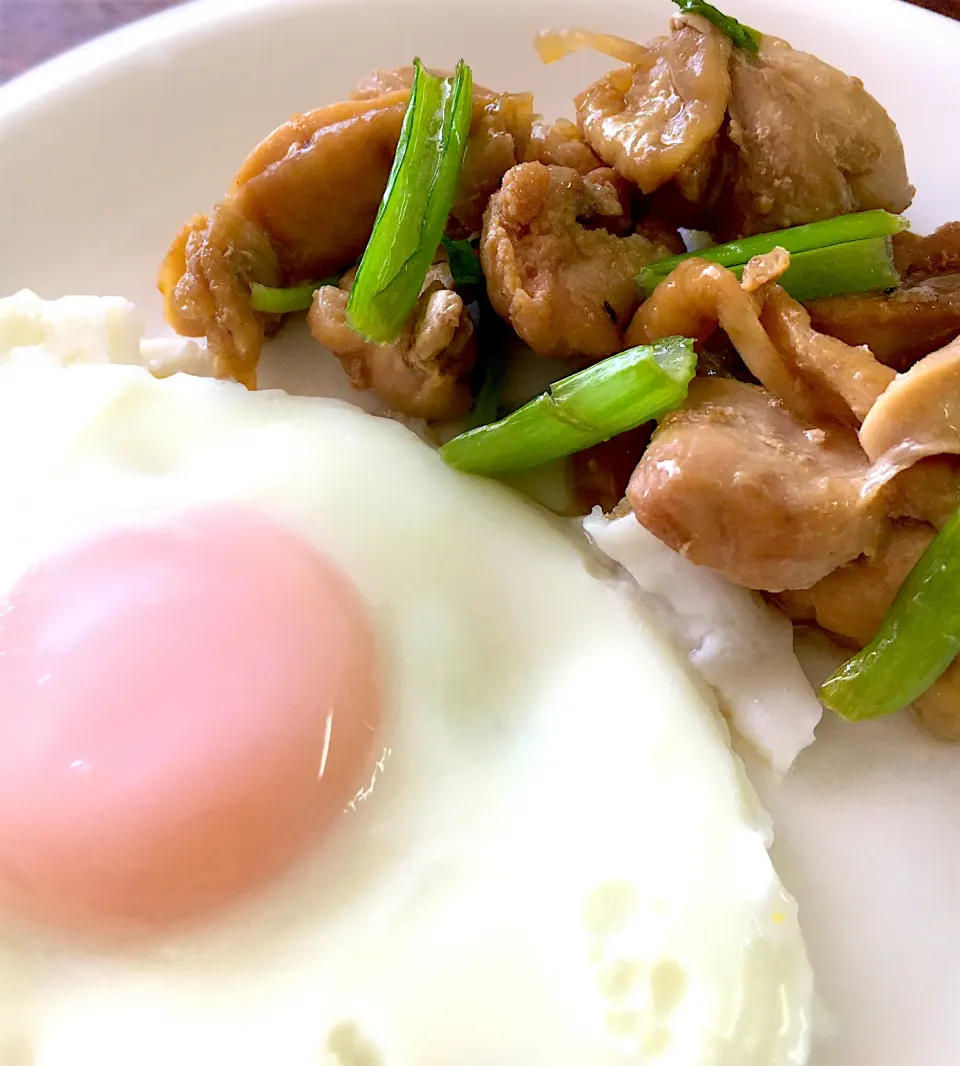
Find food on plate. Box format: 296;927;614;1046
156;0;960;737
0;291;812;1064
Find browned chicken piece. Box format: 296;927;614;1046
452;92;536;239
625;256;812;415
158;204;284;387
574;16;732;195
627;377;885;592
858;335;960;475
887;456;960;529
806;276;960;372
568;17;912;236
525;118;603;175
775;522;935;647
913;666;960;742
806;225;960;372
760;287;896;426
709;35;913;238
307;265;475;421
571;426;655;515
160;82;531;387
775;520;960;742
481;162;674;358
894;221;960;282
626;255;894;427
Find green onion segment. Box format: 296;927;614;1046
638;210;906;302
347;59;473;344
672;0;761;52
820;506;960;721
249;278;339;314
440;336;696;476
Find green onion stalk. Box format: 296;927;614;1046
441;336;696;476
638;210;906;303
249;278;340;314
347;59;473;344
820;505;960;721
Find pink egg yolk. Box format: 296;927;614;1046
0;504;381;938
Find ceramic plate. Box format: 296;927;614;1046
1;1;959;1062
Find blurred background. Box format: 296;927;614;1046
0;0;958;83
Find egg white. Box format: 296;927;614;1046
0;295;813;1066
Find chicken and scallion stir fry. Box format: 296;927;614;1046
158;0;960;739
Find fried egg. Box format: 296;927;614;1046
0;294;812;1066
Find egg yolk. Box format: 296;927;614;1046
0;504;381;939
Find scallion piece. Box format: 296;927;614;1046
639;210;906;283
250;278;339;314
673;0;761;52
721;236;899;303
440;336;696;475
347;59;473;344
441;236;484;286
820;507;960;721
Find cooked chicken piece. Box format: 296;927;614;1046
887;456;960;528
230;93;411;281
451;92;536;239
627;255;893;426
627;377;885;592
481;162;674;358
626;256;811;414
571;425;655;515
806;226;960;372
307;265;475;421
760;287;896;426
776;522;935;646
710;35;913;238
776;520;960;743
806;276;960;372
894;221;960;282
525;118;603;175
914;665;960;742
574;16;732;195
161;82;531;387
858;335;960;475
158;204;283;386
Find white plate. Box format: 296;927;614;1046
1;1;959;1063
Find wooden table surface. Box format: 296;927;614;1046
0;0;958;83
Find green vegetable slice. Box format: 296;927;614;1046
672;0;761;52
691;236;897;304
440;336;696;475
249;278;340;314
640;210;906;281
820;506;960;721
347;59;473;344
638;211;907;302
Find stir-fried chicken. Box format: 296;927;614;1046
574;16;732;195
859;335;960;475
709;34;914;238
481;162;675;358
159;84;531;388
307;265;475;421
806;224;960;371
776;522;935;647
525;118;603;175
567;17;912;237
627;253;895;426
627;377;884;592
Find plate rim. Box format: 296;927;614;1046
2;0;959;124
